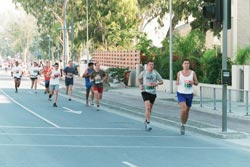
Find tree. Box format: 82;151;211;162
234;46;250;65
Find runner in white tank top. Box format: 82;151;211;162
176;59;198;135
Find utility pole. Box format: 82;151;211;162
63;0;67;68
169;0;173;94
222;0;228;132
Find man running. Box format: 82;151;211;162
63;60;77;101
176;59;198;135
138;60;163;131
29;62;40;93
82;62;94;106
48;63;61;107
90;62;107;111
42;61;52;94
11;61;23;93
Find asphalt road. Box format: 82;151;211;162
0;70;249;167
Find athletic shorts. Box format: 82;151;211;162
14;77;21;81
50;84;59;91
65;78;73;86
86;82;93;90
177;92;193;107
45;80;50;88
30;77;37;81
141;92;157;104
92;86;103;94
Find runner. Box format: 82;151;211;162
48;63;61;107
29;62;40;93
11;61;23;93
82;62;94;106
63;60;77;101
138;60;163;131
90;62;107;111
42;61;52;94
176;59;198;135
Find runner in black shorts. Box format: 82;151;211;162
138;60;163;131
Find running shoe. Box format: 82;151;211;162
53;103;58;107
180;125;185;135
68;98;71;101
145;122;152;131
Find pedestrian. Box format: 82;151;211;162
176;59;198;135
138;60;163;131
42;61;52;94
11;61;23;93
90;62;107;111
63;60;77;101
48;62;61;107
82;62;94;106
29;62;40;93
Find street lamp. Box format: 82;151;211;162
86;0;89;64
63;0;68;68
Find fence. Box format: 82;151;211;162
199;86;249;116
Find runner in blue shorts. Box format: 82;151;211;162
82;62;94;106
176;59;198;135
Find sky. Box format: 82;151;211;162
0;0;16;14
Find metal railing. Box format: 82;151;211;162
199;86;249;116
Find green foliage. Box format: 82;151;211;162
107;67;129;82
234;46;250;65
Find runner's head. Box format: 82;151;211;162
88;62;94;68
95;62;101;71
182;59;190;70
147;60;154;72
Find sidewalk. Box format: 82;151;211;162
108;87;250;120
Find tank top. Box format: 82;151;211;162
177;71;194;94
85;68;93;84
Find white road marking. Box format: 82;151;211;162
0;90;60;128
122;161;138;167
0;144;246;151
0;133;184;138
62;107;82;114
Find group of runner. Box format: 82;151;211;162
10;60;107;110
10;59;198;134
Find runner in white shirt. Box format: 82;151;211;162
11;61;23;93
48;63;61;107
29;62;40;93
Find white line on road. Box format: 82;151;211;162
62;107;82;114
122;161;138;167
0;90;60;128
0;144;247;151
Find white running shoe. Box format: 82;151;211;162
145;122;152;131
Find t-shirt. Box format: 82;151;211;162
138;70;163;95
90;70;106;87
30;66;40;78
64;66;76;79
44;67;52;81
50;69;61;85
11;66;23;78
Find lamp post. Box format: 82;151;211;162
63;0;68;68
169;0;173;94
86;0;89;64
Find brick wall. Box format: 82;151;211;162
92;50;141;69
